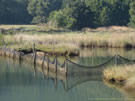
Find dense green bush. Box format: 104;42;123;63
48;10;77;29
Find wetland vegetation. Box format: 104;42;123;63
1;0;135;101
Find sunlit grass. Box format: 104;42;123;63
1;25;135;49
104;65;135;82
2;32;135;48
1;25;135;55
104;65;135;92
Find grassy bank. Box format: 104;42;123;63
1;26;135;48
2;31;135;49
1;25;135;56
104;65;135;91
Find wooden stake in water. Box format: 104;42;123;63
46;55;49;71
42;53;45;68
33;43;37;65
65;59;67;76
54;56;57;73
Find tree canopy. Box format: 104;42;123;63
0;0;135;29
0;0;31;24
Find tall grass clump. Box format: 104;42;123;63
104;65;135;92
104;65;135;83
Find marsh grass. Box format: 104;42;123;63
104;65;135;94
104;65;135;82
104;65;135;101
2;32;135;49
1;25;135;55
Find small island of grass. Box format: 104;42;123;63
104;65;135;92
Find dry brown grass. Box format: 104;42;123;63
1;25;135;54
3;32;135;48
104;65;135;93
124;77;135;90
0;25;36;29
104;65;135;83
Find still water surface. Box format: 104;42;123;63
0;48;135;101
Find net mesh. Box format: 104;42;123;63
65;55;135;90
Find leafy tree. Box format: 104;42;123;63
27;0;62;23
128;0;135;27
48;1;94;30
0;0;134;29
85;0;112;27
110;0;130;26
48;9;77;29
99;6;111;26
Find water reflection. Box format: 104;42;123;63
0;48;135;101
77;48;135;66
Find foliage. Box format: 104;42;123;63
128;1;135;27
0;0;32;24
27;0;62;23
0;0;135;29
48;1;94;29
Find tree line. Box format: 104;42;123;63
0;0;135;30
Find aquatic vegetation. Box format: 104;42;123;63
104;65;135;92
104;65;135;84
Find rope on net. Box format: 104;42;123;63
66;55;116;68
57;59;66;68
48;56;56;64
118;54;135;62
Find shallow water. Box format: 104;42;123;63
0;48;135;101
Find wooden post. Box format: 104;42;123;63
46;55;49;71
33;43;37;77
13;48;15;59
54;56;57;73
33;43;37;65
64;59;67;76
4;45;6;56
19;52;21;60
8;47;10;57
19;52;22;67
42;53;45;68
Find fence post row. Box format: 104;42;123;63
0;43;68;76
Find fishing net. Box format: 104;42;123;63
65;55;135;91
66;55;116;75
